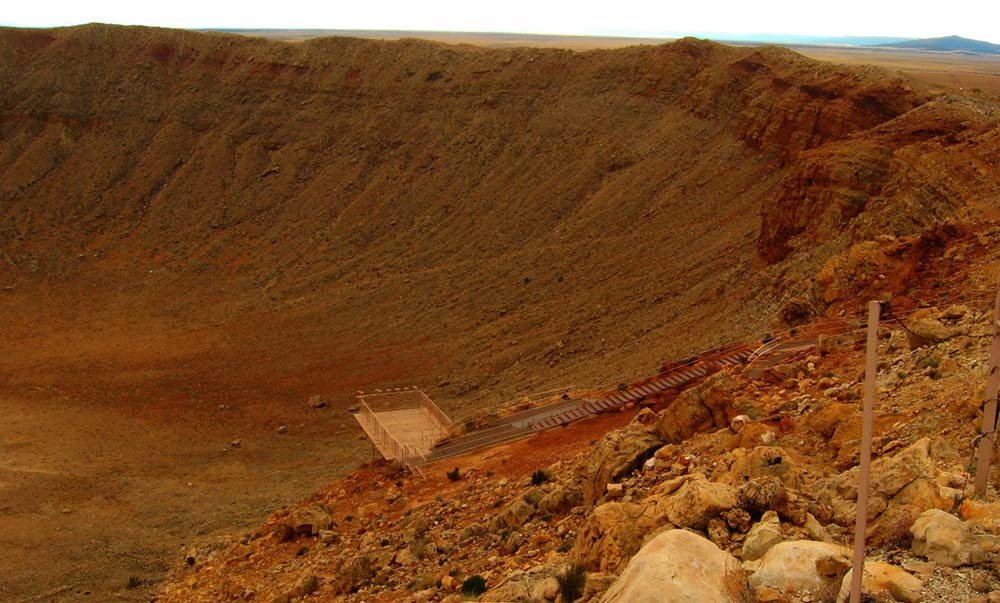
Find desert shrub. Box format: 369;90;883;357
531;468;552;485
126;576;142;589
556;564;587;602
918;355;941;369
447;467;461;481
461;575;487;596
410;536;429;560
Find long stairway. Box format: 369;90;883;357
426;344;752;462
527;345;751;431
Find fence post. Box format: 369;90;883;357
974;282;1000;496
850;301;880;603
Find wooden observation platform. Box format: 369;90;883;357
353;387;452;477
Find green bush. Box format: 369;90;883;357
556;564;587;602
461;575;487;596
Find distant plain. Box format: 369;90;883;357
226;29;1000;93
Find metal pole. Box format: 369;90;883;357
974;282;1000;496
850;301;880;603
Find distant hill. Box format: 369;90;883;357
708;34;911;46
876;35;1000;54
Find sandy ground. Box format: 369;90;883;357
0;304;381;602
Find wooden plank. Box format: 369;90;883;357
850;301;880;603
975;283;1000;496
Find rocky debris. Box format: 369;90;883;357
600;529;748;603
835;561;922;603
576;423;662;505
266;503;332;540
911;509;985;567
810;438;954;545
749;540;851;597
154;277;1000;603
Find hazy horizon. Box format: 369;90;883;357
3;1;999;46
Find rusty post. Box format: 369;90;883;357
850;301;880;603
974;282;1000;496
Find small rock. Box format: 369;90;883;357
307;395;327;408
910;509;984;567
291;573;319;598
940;305;968;320
901;559;936;575
835;562;921;603
972;574;994;594
277;425;288;434
754;585;788;602
230;439;241;448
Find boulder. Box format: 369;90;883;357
576;502;651;573
493;499;536;530
655;388;714;444
736;476;789;514
600;529;748;603
726;446;819;489
906;308;956;346
835;562;922;603
577;423;663;505
750;540;851;596
699;371;741;427
743;511;783;561
537;484;584;515
650;477;737;530
295;573;319;596
960;499;1000;534
910;509;984;567
480;576;530;602
655;371;739;443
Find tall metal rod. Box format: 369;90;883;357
974;282;1000;496
850;301;881;603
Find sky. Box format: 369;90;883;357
3;0;999;44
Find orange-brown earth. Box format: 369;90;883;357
1;24;999;601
